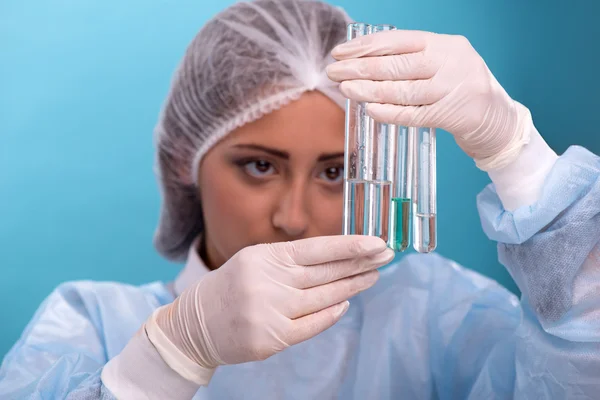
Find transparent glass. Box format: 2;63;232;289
372;24;396;32
370;24;411;252
343;23;395;242
389;126;413;252
412;127;437;253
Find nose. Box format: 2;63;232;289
272;181;310;238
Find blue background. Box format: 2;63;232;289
1;0;598;357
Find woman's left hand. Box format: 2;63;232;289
326;30;530;170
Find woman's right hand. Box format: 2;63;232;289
147;235;394;384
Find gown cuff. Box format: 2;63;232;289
101;321;204;399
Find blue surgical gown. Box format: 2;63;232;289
1;145;600;399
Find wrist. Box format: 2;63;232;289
486;113;558;211
147;305;218;384
101;323;205;399
474;101;532;171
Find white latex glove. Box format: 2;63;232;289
146;235;394;385
326;30;532;171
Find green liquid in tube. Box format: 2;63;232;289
390;198;411;252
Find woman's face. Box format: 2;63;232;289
197;91;345;269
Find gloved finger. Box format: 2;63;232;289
277;234;388;266
285;300;350;346
326;53;437;82
366;103;435;127
294;248;394;289
339;80;445;107
331;30;430;60
285;270;379;319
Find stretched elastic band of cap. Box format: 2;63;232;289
146;307;216;386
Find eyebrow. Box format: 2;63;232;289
232;144;344;162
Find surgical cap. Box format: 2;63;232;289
153;0;352;261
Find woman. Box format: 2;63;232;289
2;0;600;398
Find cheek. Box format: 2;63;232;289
200;174;238;223
199;168;274;254
308;186;344;235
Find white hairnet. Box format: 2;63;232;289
153;0;352;261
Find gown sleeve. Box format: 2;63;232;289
427;145;600;399
0;281;194;399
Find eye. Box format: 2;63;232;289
244;160;275;177
320;166;343;183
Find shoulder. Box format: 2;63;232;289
41;280;172;315
0;280;174;389
9;280;173;356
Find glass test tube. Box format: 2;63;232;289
390;126;413;251
342;23;394;243
370;24;411;253
412;127;437;253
